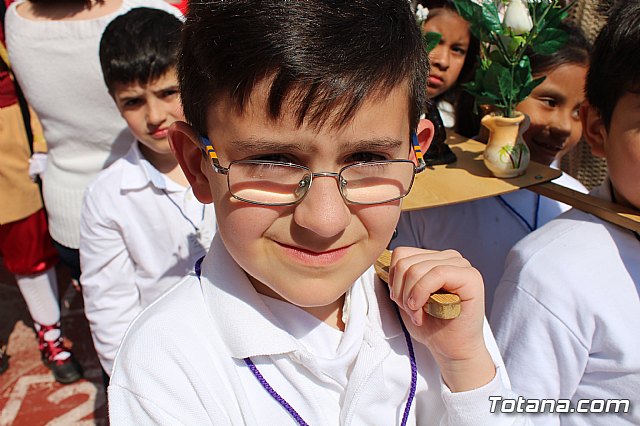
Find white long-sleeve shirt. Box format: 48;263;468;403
109;234;531;425
490;182;640;425
80;142;216;374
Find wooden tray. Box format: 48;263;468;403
402;132;561;211
402;131;640;232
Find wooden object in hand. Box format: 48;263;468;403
374;250;461;320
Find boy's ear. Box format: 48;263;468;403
417;118;434;152
169;121;214;204
579;102;607;158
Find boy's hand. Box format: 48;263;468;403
387;246;496;392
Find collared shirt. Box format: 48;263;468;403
109;234;530;425
491;179;640;425
80;141;216;374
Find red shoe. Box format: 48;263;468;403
36;322;83;384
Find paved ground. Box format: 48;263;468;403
0;264;108;425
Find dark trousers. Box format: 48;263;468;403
52;240;81;282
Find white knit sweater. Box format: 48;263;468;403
5;0;182;248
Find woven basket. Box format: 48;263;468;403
561;0;608;190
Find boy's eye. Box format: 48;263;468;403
452;46;467;56
122;98;143;108
161;89;179;98
540;98;558;108
571;107;581;119
345;152;388;163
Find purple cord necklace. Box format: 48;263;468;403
195;257;417;426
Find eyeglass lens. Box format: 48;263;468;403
227;161;415;205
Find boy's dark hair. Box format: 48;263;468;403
99;8;182;94
586;0;640;129
179;0;428;135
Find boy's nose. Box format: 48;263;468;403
146;101;166;126
293;176;351;238
430;46;449;70
549;110;572;139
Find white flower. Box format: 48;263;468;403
503;0;533;35
415;4;429;23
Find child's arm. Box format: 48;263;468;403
79;188;141;376
490;261;588;401
388;246;495;392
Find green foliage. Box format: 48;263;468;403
454;0;573;117
423;32;442;53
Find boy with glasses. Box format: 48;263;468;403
109;1;529;424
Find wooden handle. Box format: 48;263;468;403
375;250;461;319
528;181;640;232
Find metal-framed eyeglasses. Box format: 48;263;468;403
200;134;427;206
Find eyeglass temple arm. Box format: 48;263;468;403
411;132;427;173
200;136;229;175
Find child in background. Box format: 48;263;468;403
491;2;640;423
5;0;182;282
108;1;530;424
392;25;590;315
79;8;215;378
0;34;82;383
417;0;478;129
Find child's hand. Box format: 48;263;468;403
388;246;496;392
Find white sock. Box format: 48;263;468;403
15;267;61;326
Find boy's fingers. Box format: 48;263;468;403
388;248;467;291
400;261;474;311
404;265;483;326
388;251;471;307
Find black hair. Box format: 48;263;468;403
179;0;428;135
586;0;640;129
99;8;182;94
456;21;590;138
528;23;590;77
418;0;480;103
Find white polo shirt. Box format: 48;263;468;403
80;141;216;374
109;234;531;425
491;181;640;425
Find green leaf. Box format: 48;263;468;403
454;0;481;23
422;32;442;53
518;76;546;101
480;2;503;35
532;29;569;55
483;62;511;104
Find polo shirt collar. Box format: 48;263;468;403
120;141;184;193
198;235;404;360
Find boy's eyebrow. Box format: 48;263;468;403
228;137;406;153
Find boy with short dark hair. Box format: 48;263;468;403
491;1;640;423
109;2;528;424
79;7;215;377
